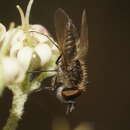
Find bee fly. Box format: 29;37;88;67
30;8;89;114
51;8;89;114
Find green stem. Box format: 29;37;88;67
3;87;28;130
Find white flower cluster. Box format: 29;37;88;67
0;0;59;94
0;1;60;130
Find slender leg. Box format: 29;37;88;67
66;101;76;114
69;103;75;112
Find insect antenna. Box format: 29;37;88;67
29;30;60;49
27;69;57;73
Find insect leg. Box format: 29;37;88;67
66;101;76;114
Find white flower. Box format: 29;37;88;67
10;41;23;57
1;57;25;85
0;0;60;88
0;29;16;56
10;29;25;46
51;43;59;54
10;29;25;55
17;47;33;72
0;23;6;41
30;24;50;36
35;44;52;66
30;31;49;43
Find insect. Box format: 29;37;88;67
30;8;89;114
51;8;89;114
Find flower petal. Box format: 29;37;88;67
35;44;52;66
1;57;25;85
10;41;23;57
30;31;49;43
17;47;33;72
10;29;25;46
30;24;50;36
0;23;6;41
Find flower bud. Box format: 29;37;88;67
35;44;52;66
17;47;33;72
30;24;50;36
1;57;25;85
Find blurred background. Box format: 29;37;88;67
0;0;130;130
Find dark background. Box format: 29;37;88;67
0;0;130;130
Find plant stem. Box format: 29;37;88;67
3;87;28;130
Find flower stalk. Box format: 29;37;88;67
3;86;28;130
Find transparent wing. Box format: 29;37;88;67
54;8;79;67
78;9;89;61
54;8;68;50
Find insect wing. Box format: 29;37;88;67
78;9;89;61
54;8;68;49
54;8;79;66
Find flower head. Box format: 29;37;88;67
0;0;59;94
